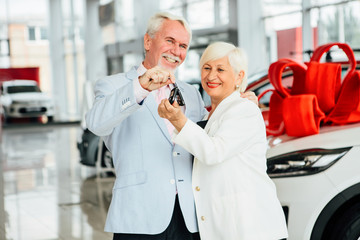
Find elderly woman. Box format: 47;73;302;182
158;42;288;240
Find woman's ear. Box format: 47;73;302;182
144;33;152;51
235;70;245;86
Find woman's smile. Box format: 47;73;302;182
206;82;221;88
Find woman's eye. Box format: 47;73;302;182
203;67;211;70
218;68;224;72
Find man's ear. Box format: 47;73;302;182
144;33;152;51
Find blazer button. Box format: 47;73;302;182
201;216;205;221
195;186;200;191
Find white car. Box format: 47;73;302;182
0;80;55;122
246;45;360;239
266;123;360;240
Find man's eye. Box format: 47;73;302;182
203;67;211;70
180;45;187;49
167;39;174;44
218;68;224;72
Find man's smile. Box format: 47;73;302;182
162;54;180;64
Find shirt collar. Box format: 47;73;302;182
137;63;147;76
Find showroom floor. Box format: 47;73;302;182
0;123;114;240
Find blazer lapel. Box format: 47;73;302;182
128;65;172;143
144;93;173;144
204;91;239;133
125;66;139;80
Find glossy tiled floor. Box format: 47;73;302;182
0;123;114;240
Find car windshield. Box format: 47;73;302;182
7;85;41;94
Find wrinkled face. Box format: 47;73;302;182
143;19;190;70
201;56;243;104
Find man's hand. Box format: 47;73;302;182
158;99;187;132
139;66;175;91
241;91;258;106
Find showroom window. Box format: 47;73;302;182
159;0;230;29
100;0;137;44
28;27;36;41
61;0;86;117
262;0;302;16
27;26;48;42
262;0;360;63
263;0;307;62
313;1;360;49
187;0;215;29
0;39;9;56
0;39;10;67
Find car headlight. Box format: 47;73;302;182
267;147;351;178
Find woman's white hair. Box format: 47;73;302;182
146;12;192;44
199;41;248;92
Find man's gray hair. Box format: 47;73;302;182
146;12;192;44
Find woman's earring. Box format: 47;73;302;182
236;84;240;89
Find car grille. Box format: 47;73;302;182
19;107;47;114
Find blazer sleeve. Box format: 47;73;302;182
85;73;142;136
173;100;266;165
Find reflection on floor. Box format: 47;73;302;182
0;123;114;240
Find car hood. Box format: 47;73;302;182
7;92;52;102
266;122;360;158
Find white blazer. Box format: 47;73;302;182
173;91;288;240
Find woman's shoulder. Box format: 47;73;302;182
225;92;260;112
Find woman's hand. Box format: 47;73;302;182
241;91;258;106
158;99;187;132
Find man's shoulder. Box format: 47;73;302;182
100;72;125;81
177;80;198;92
97;67;138;84
177;80;193;86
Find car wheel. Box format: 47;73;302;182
323;202;360;240
101;144;113;168
47;116;54;122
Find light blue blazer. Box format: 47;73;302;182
86;66;207;234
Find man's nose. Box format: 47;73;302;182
170;43;181;56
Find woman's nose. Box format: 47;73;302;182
207;70;217;80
